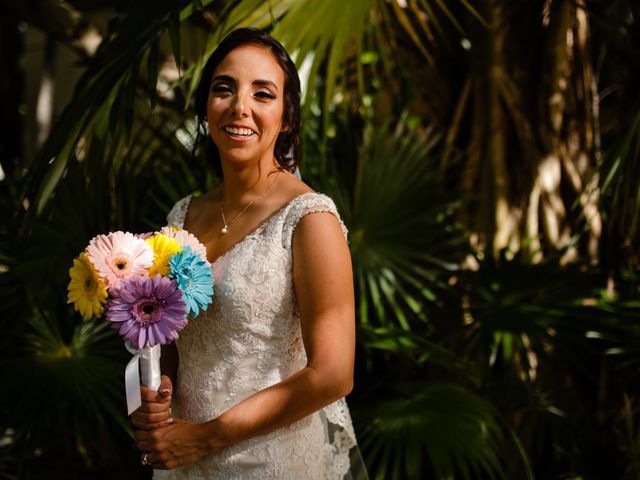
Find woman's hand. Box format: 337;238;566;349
131;375;174;431
135;419;221;470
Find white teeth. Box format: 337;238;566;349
224;126;255;136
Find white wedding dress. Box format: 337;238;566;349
155;192;360;480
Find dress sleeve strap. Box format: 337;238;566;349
166;195;193;228
282;193;348;250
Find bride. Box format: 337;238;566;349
131;28;361;479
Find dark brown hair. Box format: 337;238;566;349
194;28;301;175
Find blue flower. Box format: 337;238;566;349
168;246;214;317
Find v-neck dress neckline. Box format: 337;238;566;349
180;191;320;266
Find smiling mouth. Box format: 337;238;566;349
223;126;256;137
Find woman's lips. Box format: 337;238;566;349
222;125;256;142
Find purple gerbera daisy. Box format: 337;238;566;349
106;274;188;349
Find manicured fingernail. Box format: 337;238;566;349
160;388;170;395
167;417;174;424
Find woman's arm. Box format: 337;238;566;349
135;211;355;469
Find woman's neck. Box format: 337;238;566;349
219;159;280;207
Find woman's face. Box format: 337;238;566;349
207;44;286;168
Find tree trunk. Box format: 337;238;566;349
465;0;520;257
536;0;601;262
36;36;56;148
462;0;602;263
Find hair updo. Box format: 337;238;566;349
193;28;301;175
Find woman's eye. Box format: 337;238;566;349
255;91;276;100
212;84;232;94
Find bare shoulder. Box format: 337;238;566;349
292;201;348;259
279;170;344;241
276;170;314;202
291;191;352;296
294;207;344;240
184;187;221;227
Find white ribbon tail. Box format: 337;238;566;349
125;352;142;415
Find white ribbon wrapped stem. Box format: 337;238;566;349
124;343;162;415
140;344;162;390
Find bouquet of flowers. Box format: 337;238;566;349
67;228;213;413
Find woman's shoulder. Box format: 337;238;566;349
276;171;336;208
281;189;347;241
166;187;222;228
279;175;338;214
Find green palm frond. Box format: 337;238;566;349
0;309;129;472
453;253;640;478
0;88;215;472
315;115;466;328
218;0;481;128
25;0;209;217
354;382;506;480
358;324;477;383
601;99;640;271
26;0;482;217
461;254;637;377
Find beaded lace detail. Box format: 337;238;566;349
156;192;357;480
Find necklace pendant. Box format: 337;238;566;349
219;171;281;237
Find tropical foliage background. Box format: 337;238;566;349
1;0;639;478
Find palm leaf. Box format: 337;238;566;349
313;114;465;328
354;382;506;479
358;324;478;383
25;0;204;216
0;308;130;474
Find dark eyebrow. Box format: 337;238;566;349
252;79;278;92
211;75;278;92
211;74;235;85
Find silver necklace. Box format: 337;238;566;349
220;171;281;235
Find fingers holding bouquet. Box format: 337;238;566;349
135;418;218;470
131;375;174;431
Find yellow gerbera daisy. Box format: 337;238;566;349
67;252;108;320
146;234;182;276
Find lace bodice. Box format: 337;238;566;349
154;192;358;480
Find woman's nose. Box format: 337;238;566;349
231;92;249;117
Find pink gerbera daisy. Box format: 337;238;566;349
159;226;209;260
86;231;154;289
